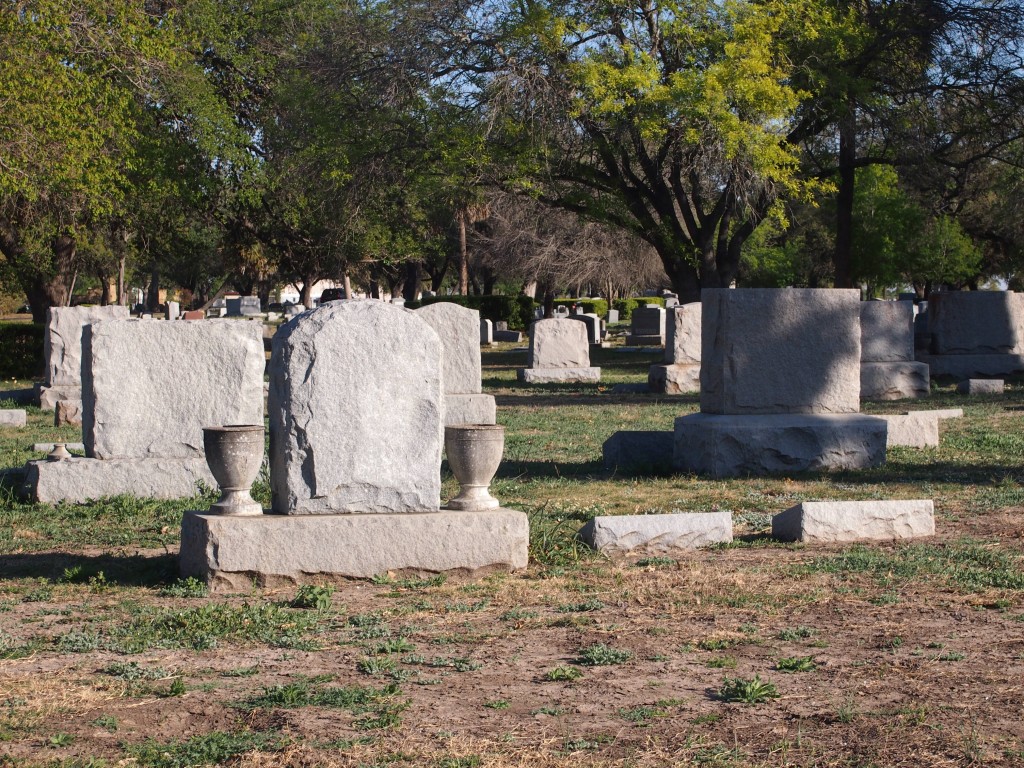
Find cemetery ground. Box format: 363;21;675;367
0;345;1022;767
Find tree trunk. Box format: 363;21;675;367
662;252;701;303
403;261;421;302
117;257;126;305
299;278;313;308
457;208;469;295
99;271;112;306
834;101;856;289
146;268;160;312
343;273;353;299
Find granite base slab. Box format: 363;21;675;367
872;412;940;448
673;413;887;478
517;367;601;383
917;353;1024;378
648;363;701;394
0;410;27;427
25;457;215;503
772;500;934;543
860;361;930;401
602;430;674;474
179;508;530;592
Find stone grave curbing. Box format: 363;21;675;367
772;500;935;543
579;511;732;554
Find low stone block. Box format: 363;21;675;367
445;394;496;426
25;457;215;504
602;431;674;474
772;500;935;543
872;412;939;448
860;361;930;401
648;363;700;394
182;310;205;320
54;400;83;427
179;508;530;592
493;330;523;343
579;511;732;554
957;379;1004;395
673;413;887;478
38;385;80;412
518;367;601;384
916;353;1024;379
625;334;664;347
0;410;27;427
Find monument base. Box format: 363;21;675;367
444;394;497;426
36;384;81;411
916;353;1024;379
673;413;887;478
624;334;663;346
517;367;601;383
25;457;214;503
179;508;530;592
648;363;700;394
860;361;930;400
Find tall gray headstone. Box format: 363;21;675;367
269;300;443;514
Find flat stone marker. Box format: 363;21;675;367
0;410;27;427
29;457;215;504
872;412;939;448
917;408;963;420
579;511;732;554
957;379;1004;395
772;500;935;543
701;289;862;415
269;300;443;514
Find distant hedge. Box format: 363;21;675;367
409;294;535;330
553;297;610;318
0;322;44;380
612;296;666;322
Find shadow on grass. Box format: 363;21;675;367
0;550;178;587
494;459;607;479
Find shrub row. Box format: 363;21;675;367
611;296;666;322
552;298;610;318
0;322;44;380
408;294;535;330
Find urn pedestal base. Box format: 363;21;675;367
179;509;530;593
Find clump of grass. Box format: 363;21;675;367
557;598;604;613
126;730;285;765
633;557;677;568
577;643;632;666
719;675;780;704
159;577;208;598
777;626;816;641
544;666;583;682
776;656;817;673
290;584;334;611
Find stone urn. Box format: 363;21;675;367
202;425;265;516
444;424;504;511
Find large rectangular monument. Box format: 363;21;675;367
518;319;600;383
917;291;1024;377
39;305;130;410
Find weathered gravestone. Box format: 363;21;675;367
518;319;601;383
38;305;130;410
649;302;701;394
417;302;495;426
859;301;930;400
626;305;666;346
25;319;264;503
480;319;494;346
227;296;263;317
674;289;887;477
568;313;605;346
918;291;1024;377
179;299;528;590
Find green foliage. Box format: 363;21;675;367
552;298;609;318
413;295;535;330
719;675;780;704
125;730;284;767
776;655;817;672
289;584;334;611
158;578;208;599
577;643;632;666
0;323;44;380
544;666;584;682
611;297;665;321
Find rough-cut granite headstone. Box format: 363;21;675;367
772;500;935;543
649;303;702;394
54;399;83;428
860;301;914;362
860;361;930;401
928;291;1023;355
700;288;861;414
673;413;887;477
417;302;482;395
569;313;603;345
957;378;1004;395
0;410;27;427
579;511;732;554
269;300;443;514
45;305;130;387
83;319;264;459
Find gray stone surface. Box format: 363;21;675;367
0;410;27;427
627;306;666;346
569;313;603;345
860;361;930;401
700;288;862;415
666;303;701;364
928;291;1023;354
860;301;914;362
54;399;83;427
917;408;963;420
179;508;529;591
269;300;443;515
444;394;497;426
957;378;1005;395
772;500;935;543
417;302;482;395
493;330;523;343
45;305;130;387
480;319;493;345
579;511;732;554
83;319;264;459
528;319;591;369
518;367;601;383
602;431;674;474
26;457;215;504
648;363;701;394
38;385;80;412
872;412;940;448
916;353;1024;378
673;413;887;477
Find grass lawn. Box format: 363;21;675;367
0;344;1022;767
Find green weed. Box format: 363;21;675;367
719;675;780;705
577;643;632;666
